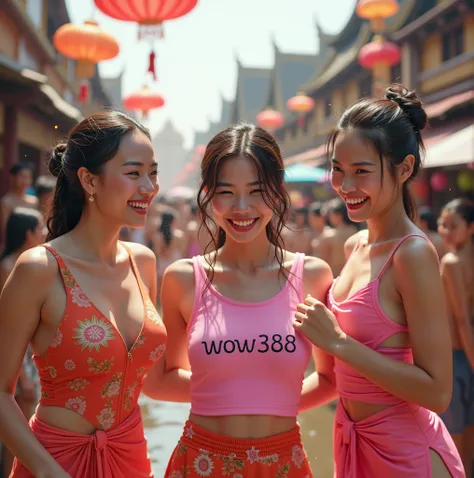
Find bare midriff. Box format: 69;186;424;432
189;413;298;438
35;406;98;435
340;398;390;422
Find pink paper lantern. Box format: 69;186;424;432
430;172;448;191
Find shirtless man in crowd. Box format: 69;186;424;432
282;206;313;254
313;197;358;276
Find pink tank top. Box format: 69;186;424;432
187;254;312;417
328;234;434;405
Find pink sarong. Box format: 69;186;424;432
10;406;153;478
334;400;465;478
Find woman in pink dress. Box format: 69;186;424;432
294;84;465;477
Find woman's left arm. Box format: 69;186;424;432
299;257;338;411
295;238;452;414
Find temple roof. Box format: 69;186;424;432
303;0;422;94
266;33;327;117
230;57;272;124
153;119;184;144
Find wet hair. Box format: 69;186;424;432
1;207;42;259
35;174;57;198
46;111;150;241
327;84;428;221
308;201;323;217
418;206;438;232
9;163;33;176
197;122;290;281
442;198;474;226
159;211;175;247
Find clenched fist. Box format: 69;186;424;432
293;294;347;353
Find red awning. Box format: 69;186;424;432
425;90;474;118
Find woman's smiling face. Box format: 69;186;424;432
211;155;273;244
331;131;400;223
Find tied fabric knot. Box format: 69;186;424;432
93;429;107;451
341;420;355;445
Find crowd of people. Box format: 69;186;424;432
0;83;472;478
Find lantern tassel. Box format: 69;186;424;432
79;81;89;103
148;49;157;81
298;114;304;128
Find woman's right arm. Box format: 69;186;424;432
0;248;71;478
441;254;474;367
142;259;192;402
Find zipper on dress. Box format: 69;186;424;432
118;352;133;423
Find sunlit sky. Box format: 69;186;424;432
66;0;357;148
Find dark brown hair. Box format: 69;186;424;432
442;198;474;226
46;111;150;240
197;122;290;281
327;83;428;221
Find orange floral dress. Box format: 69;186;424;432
11;243;167;478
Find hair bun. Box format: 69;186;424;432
48;142;67;177
385;84;428;133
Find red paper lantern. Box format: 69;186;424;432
94;0;198;80
122;85;165;119
356;0;399;31
256;108;284;131
359;35;401;95
94;0;197;37
359;37;401;70
430;172;448;192
287;92;315;128
53;19;119;103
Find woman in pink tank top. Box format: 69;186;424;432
143;123;338;477
294;84;465;477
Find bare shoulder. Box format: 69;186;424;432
392;235;439;274
163;258;195;290
301;254;333;300
322;227;336;239
122;241;156;265
10;246;58;285
440;251;460;267
122;242;156;287
345;229;368;248
25;194;39;206
440;251;461;276
303;255;332;279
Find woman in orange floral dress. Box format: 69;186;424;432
0;111;167;478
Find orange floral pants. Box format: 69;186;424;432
165;421;313;477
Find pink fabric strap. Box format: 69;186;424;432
376;234;430;280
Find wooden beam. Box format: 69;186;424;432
0;90;38;105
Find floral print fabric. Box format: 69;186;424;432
34;245;167;430
165;421;313;478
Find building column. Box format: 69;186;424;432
0;104;19;197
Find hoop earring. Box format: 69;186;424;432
88;193;95;203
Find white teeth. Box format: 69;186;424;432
231;219;255;227
128;201;148;209
346;198;367;205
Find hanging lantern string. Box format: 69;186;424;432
145;36;158;82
